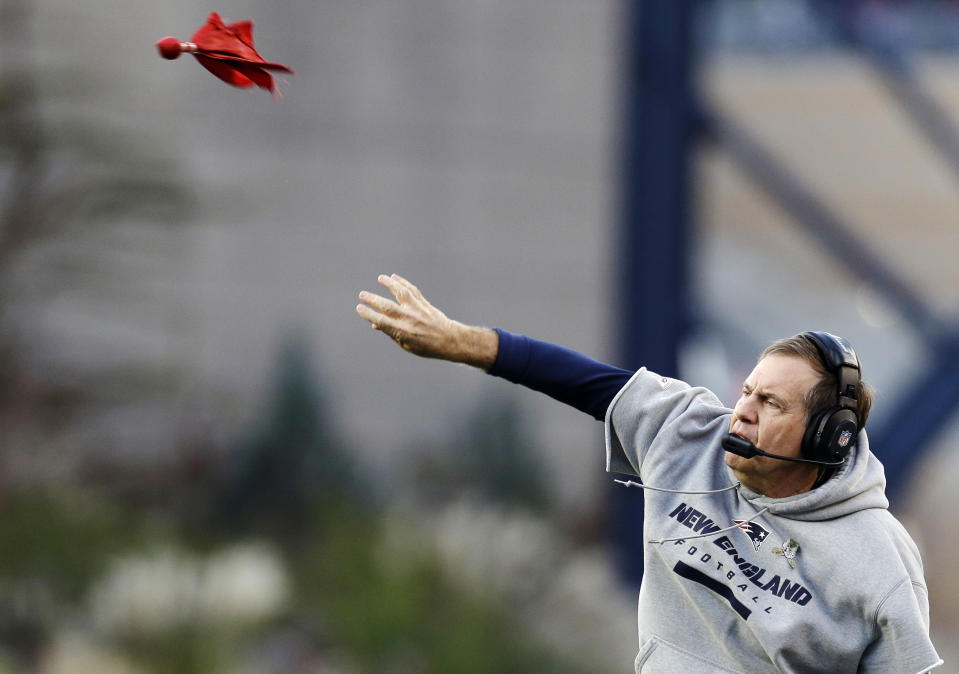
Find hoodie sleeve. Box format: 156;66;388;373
859;579;942;673
487;328;632;421
604;368;726;477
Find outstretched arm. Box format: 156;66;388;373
356;274;632;420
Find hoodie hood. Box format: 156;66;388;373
736;429;889;521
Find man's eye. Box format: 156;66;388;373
765;399;779;409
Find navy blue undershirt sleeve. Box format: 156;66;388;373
487;328;633;421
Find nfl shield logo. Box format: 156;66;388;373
838;430;853;448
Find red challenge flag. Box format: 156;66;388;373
156;12;294;95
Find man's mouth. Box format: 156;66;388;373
730;431;757;446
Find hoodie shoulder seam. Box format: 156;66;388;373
870;576;908;629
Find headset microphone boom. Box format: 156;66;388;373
721;433;846;467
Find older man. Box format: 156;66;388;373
357;273;942;673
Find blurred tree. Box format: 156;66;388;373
0;0;195;666
291;504;589;674
0;0;193;258
0;0;195;436
0;489;140;671
459;394;554;513
410;393;554;514
218;332;368;545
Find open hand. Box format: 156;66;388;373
356;274;497;368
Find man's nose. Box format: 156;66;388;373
733;396;758;424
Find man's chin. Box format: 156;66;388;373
724;452;760;480
723;451;744;469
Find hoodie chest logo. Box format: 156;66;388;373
734;520;771;551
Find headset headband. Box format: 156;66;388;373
804;331;860;413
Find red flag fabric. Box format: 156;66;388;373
156;12;293;95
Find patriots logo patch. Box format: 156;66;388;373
733;520;771;551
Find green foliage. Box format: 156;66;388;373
407;393;556;513
0;489;139;604
0;335;598;672
113;625;229;674
0;337;601;673
292;503;583;674
218;333;369;544
223;339;587;671
464;394;553;512
0;488;142;667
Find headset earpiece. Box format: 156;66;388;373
802;406;858;463
801;331;861;463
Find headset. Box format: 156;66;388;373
722;331;860;467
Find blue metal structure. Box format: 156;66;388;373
613;0;698;589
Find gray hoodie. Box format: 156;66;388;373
605;368;942;673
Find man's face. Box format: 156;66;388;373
725;353;820;480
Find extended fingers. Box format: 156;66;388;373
358;289;401;316
356;301;400;334
378;273;423;303
377;274;402;299
390;273;422;299
359;273;427;334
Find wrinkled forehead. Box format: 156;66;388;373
747;353;821;402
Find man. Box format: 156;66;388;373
356;273;942;673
